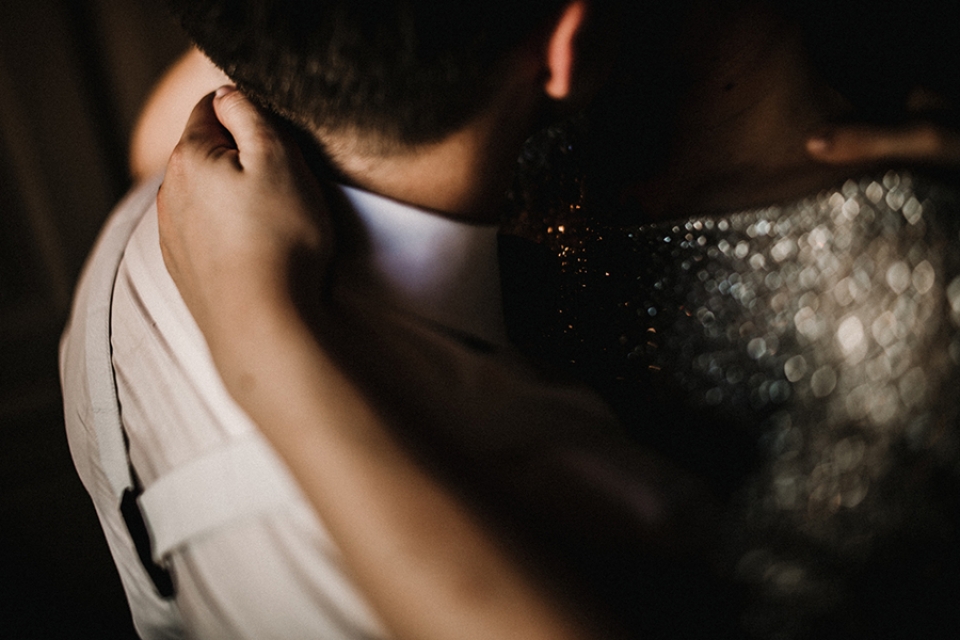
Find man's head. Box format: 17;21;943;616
167;0;602;153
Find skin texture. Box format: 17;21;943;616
160;87;596;640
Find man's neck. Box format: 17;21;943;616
323;128;513;225
316;61;545;225
636;1;862;219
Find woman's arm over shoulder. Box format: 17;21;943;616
157;88;602;640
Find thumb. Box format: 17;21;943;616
212;85;287;170
175;91;239;166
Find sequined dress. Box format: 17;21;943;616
505;125;960;638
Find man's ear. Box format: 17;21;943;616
544;0;588;100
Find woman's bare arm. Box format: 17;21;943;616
158;87;595;640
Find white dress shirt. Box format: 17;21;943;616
61;177;621;640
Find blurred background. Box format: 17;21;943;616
0;1;187;636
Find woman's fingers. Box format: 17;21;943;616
171;84;286;173
212;85;289;171
175;91;240;166
158;85;331;328
807;122;960;166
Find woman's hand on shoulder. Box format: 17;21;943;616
157;86;330;338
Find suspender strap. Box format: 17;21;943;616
82;179;164;500
74;175;174;597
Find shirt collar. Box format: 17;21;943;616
336;184;508;347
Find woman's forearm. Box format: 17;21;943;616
159;88;595;640
208;293;592;640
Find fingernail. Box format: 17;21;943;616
215;85;237;99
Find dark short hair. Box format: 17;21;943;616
167;0;570;148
